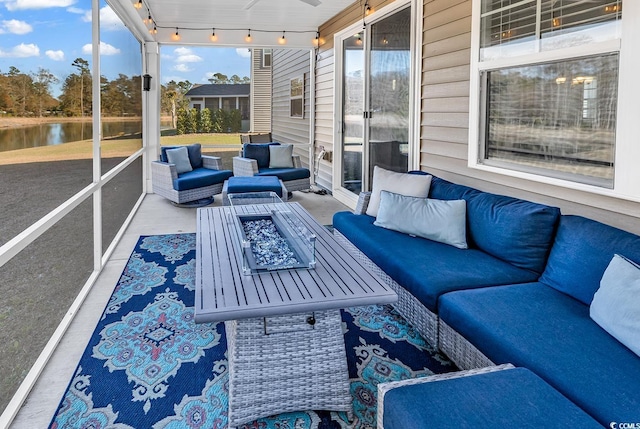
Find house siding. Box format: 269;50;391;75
419;0;640;234
250;49;272;133
271;49;312;171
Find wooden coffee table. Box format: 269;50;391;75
195;202;397;427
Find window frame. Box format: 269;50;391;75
290;75;304;118
468;0;640;202
262;48;272;68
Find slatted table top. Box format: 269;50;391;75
195;202;397;323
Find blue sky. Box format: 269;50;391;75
0;0;250;96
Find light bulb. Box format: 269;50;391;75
134;0;142;9
172;28;181;41
313;32;320;47
245;30;252;43
143;13;151;25
210;30;218;42
278;32;286;45
149;25;157;34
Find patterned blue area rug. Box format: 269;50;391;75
50;234;456;429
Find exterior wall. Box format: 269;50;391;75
419;0;640;235
316;0;640;234
271;49;312;171
250;48;272;133
315;0;397;191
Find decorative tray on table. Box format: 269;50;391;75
228;193;316;275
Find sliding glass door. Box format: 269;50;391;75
339;6;412;196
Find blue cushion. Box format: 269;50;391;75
172;168;232;191
161;143;202;168
383;368;601;429
539;215;640;305
466;192;560;274
243;142;280;169
227;176;283;197
429;175;560;273
438;282;640;425
333;211;538;312
256;167;310;182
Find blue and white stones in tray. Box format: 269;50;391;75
241;218;300;268
233;211;316;275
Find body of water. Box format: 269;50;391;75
0;121;150;153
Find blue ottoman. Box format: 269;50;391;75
378;366;601;429
222;176;287;205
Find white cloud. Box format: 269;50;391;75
176;54;202;63
174;47;192;55
0;19;33;34
173;63;193;73
236;48;251;58
82;41;120;56
1;0;75;11
66;6;84;14
0;42;39;57
81;5;124;30
45;49;64;61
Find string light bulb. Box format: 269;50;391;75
210;29;218;42
143;11;151;25
149;24;157;34
364;1;372;15
355;33;362;45
278;31;286;45
245;29;252;42
172;28;181;41
134;0;142;9
313;31;320;47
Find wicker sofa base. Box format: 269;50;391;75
438;319;495;370
333;229;439;347
283;177;311;192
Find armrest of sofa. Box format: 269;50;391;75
292;155;302;168
233;156;259;176
151;160;178;193
202;155;223;170
354;192;372;215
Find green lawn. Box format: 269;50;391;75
0;132;242;165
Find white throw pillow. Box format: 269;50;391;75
166;146;193;174
374;191;468;249
590;254;640;357
365;166;432;217
269;144;294;168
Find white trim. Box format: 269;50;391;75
93;0;103;272
410;0;421;171
309;48;316;184
468;0;640;203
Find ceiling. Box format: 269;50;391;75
111;0;357;48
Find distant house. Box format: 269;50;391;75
185;83;250;121
250;48;272;133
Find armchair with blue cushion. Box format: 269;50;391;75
152;143;233;204
232;142;311;193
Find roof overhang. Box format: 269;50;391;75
108;0;355;48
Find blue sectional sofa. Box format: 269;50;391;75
333;172;640;426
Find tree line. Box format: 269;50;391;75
0;59;249;123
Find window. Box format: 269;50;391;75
263;49;272;68
472;0;624;188
290;76;304;118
